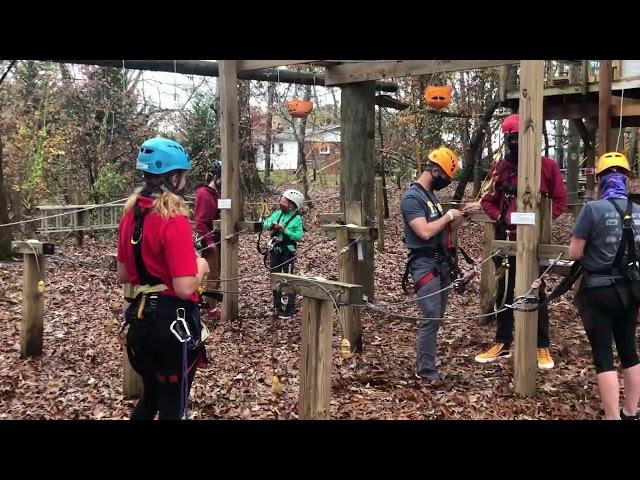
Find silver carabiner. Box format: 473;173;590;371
170;308;192;343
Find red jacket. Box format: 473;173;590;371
194;185;220;247
481;157;567;231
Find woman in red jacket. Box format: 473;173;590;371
194;160;222;322
117;137;209;420
475;114;568;368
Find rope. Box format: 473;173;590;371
365;301;511;322
0;197;128;228
196;229;248;253
371;248;503;307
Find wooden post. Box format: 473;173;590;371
219;60;241;322
340;81;376;301
270;272;363;420
593;60;612;199
479;221;497;319
513;60;544;396
17;242;45;357
336;227;362;353
375;177;385;252
122;283;143;400
539;197;552;244
299;296;333;420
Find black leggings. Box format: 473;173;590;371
131;366;198;420
581;285;639;374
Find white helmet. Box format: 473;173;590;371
283;189;304;209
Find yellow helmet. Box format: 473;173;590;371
596;151;631;176
427;147;460;179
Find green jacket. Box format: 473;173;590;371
262;209;303;253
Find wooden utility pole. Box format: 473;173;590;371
513;60;544;396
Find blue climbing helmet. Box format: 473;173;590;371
136;137;191;175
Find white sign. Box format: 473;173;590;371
510;212;536;225
218;199;231;209
357;241;364;261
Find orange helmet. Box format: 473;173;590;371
427;147;460;179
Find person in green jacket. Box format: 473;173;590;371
263;189;305;318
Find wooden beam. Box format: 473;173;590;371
514;60;545;396
375;178;385;252
321;224;378;241
479;222;497;318
599;60;613;156
299;297;333;420
121;283;143;399
18;243;45;358
219;61;241;322
539;197;552;244
319;213;344;224
50;60;398;92
103;255;143;398
492;240;570;259
237;60;318;71
341;82;376;301
270;273;363;306
11;240;54;256
325;60;519;85
505;77;640;100
337;228;362;354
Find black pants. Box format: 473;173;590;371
126;295;206;420
493;255;550;348
580;284;639;374
270;248;296;313
131;366;198;420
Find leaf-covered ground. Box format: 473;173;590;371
0;183;629;419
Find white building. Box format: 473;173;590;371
256;124;341;171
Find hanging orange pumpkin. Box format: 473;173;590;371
424;85;452;110
287;98;313;118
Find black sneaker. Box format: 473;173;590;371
620;409;639;420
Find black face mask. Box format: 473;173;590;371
506;142;519;164
431;174;451;191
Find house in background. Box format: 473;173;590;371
256;124;341;174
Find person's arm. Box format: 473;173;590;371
164;216;208;300
547;159;568;219
194;189;215;247
283;213;303;241
117;261;129;283
569;236;587;261
263;211;278;230
568;203;592;261
480;187;502;222
116;216;130;284
402;195;463;240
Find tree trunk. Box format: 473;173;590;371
238;79;263;196
263;82;275;184
556;120;565;169
567;121;580;204
296;84;312;205
377;105;389;217
454;102;498;200
0;126;13;260
543;121;549;157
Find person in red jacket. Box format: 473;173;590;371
475;113;567;368
194;160;222;322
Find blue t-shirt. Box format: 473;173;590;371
572;198;640;287
400;183;447;252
